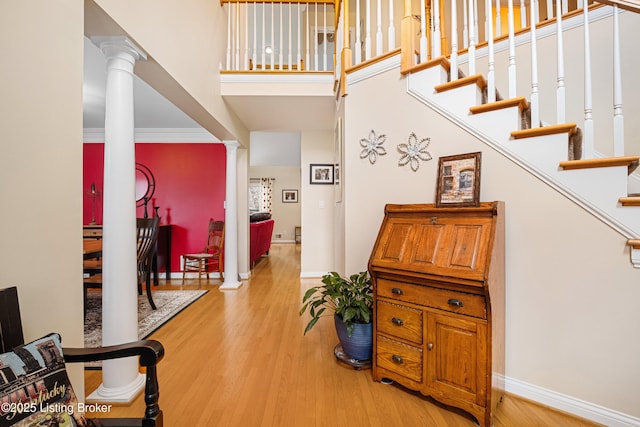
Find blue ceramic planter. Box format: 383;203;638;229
334;314;373;361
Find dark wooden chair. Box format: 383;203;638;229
84;218;160;312
137;217;161;309
0;286;164;427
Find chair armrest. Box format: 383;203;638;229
62;339;164;366
63;340;165;427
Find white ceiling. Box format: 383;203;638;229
83;37;335;138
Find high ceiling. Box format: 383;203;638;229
83;37;335;138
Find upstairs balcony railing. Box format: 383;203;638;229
222;0;639;163
221;0;336;72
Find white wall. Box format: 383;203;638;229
301;130;335;276
0;1;85;395
343;65;640;419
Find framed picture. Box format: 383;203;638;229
435;152;482;208
310;164;334;185
282;189;298;203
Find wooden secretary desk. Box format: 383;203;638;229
368;202;505;427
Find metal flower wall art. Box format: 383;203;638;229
397;132;432;171
359;130;387;164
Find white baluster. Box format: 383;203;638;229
451;0;459;81
530;0;540;128
355;0;362;64
495;0;502;37
235;3;241;70
261;3;266;68
556;0;565;123
433;0;442;57
474;0;479;44
270;4;275;70
244;4;249;70
323;3;327;71
613;5;624;156
314;3;318;70
519;0;526;30
562;0;568;15
288;3;293;70
420;0;427;62
582;0;593;157
463;0;469;48
507;0;517;98
252;3;257;70
297;4;301;70
226;3;231;70
546;0;553;22
306;3;310;70
365;0;372;60
388;0;395;50
376;0;383;56
468;0;476;74
487;0;495;102
279;3;284;69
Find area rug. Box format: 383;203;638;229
84;290;208;348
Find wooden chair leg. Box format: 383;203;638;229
146;275;157;310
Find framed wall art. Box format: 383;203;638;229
310;164;334;185
435;152;482;208
282;189;298;203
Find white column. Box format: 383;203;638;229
89;36;146;403
221;140;242;290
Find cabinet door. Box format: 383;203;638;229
426;313;487;406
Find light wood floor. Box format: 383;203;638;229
85;243;601;426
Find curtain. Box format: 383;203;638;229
260;178;273;213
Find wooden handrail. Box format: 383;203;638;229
596;0;640;13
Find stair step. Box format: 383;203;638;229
470;97;529;115
511;123;577;139
619;197;640;206
559;156;640;174
629;240;640;248
434;74;487;93
406;56;450;75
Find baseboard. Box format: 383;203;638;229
299;271;328;278
503;375;640;426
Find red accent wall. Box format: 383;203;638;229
83;143;226;273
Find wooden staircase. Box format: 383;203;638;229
405;59;640;266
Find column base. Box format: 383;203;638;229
86;373;145;404
220;280;243;290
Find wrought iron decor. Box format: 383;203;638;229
397;132;432;172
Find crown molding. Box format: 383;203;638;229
83;128;220;143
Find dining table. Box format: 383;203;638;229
83;239;102;260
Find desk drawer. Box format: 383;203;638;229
376;335;423;383
377;300;423;344
377;278;486;319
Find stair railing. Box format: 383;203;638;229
220;1;336;73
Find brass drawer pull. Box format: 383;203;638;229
392;355;404;364
391;287;403;295
448;298;463;307
391;317;404;326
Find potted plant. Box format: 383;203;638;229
299;271;373;361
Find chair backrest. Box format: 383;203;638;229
0;286;25;352
137;217;160;281
206;219;225;254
